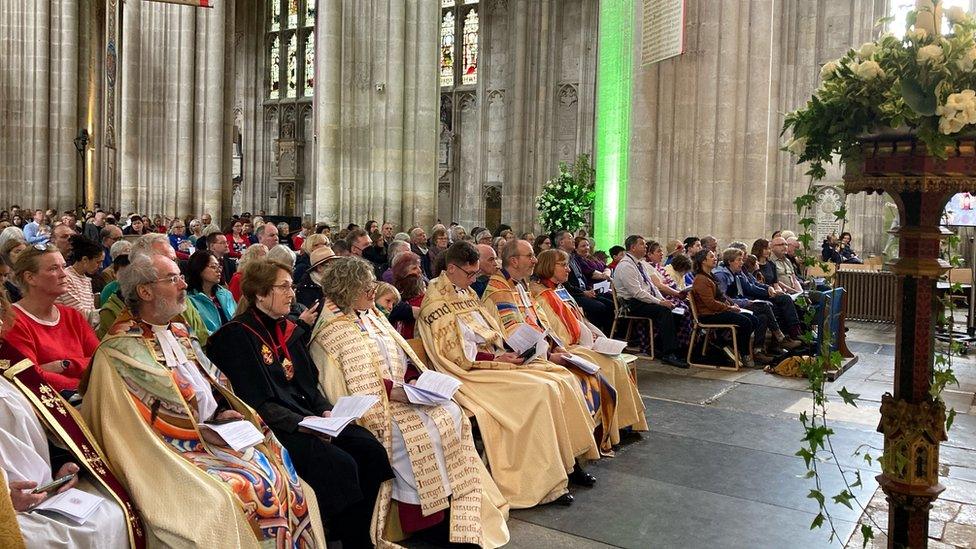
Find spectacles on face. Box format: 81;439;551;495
271;282;295;293
206;263;221;271
458;266;479;279
152;273;186;285
364;282;378;296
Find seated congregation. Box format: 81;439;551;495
0;209;840;548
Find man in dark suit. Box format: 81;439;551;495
205;232;237;286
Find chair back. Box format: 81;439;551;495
838;263;872;272
687;295;701;323
949;267;973;285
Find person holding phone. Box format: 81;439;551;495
0;302;131;547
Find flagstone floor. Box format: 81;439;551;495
404;321;976;548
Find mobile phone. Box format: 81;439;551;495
517;346;536;361
31;473;75;494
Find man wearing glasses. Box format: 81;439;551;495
417;240;599;509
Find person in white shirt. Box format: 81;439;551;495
611;235;687;368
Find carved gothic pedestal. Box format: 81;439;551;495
843;133;969;548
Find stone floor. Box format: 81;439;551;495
405;321;976;548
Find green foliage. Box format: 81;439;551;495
535;155;596;234
782;10;976;176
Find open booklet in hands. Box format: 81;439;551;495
403;370;463;406
33;488;104;524
299;395;381;437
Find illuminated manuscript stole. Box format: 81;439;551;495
531;280;649;440
482;272;617;450
81;319;325;549
418;275;598;508
310;302;508;548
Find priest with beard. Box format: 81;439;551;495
81;252;326;548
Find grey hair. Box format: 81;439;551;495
201;224;221;237
728;241;747;252
394;232;410;242
267;244;296;267
450;225;467;241
109;240;132;260
0;226;25;249
131;233;170;255
319;257;375;313
238;243;268;271
387;240;410;261
118;252;159;316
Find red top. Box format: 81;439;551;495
228;271;244;301
0;304;100;391
227;233;247;259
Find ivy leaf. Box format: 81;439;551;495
852;470;862;488
834;207;848;221
864;453;873;466
947;408;957;431
833;489;855;510
796;447;815;468
837;387;860;407
860;524;874;548
808;489;826;507
810;512;825;530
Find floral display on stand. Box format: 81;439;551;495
535;154;596;234
784;1;976;180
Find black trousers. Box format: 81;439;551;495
625;299;679;355
576;293;615;335
276;424;394;548
699;311;754;357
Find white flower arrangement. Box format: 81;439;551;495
535;155;595;234
783;4;976;179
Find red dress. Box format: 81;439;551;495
227;233;248;258
0;304;100;391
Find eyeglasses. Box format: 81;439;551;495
457;266;480;279
271;282;295;293
152;273;185;285
206;263;222;271
364;282;378;296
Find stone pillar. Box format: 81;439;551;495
314;0;342;225
202;0;225;221
119;0;141;214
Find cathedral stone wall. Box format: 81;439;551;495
626;0;889;254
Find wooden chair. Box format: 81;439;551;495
947;267;973;308
608;281;654;359
686;298;746;371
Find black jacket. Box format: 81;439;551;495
207;309;330;434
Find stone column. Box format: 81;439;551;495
202;0;226;221
314;0;342;225
119;0;141;214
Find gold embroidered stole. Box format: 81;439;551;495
314;304;484;545
1;359;147;548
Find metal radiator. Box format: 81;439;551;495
834;270;897;323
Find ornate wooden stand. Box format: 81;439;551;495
843;133;964;548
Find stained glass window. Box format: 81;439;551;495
461;9;478;85
288;0;299;28
305;0;316;25
441;1;479;89
267;0;315;100
271;0;281;31
440;12;456;87
269;36;281;99
304;32;315;96
286;34;298;97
